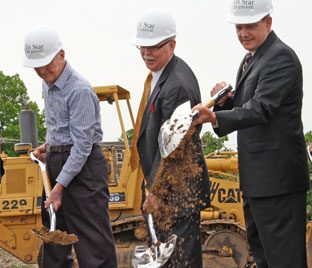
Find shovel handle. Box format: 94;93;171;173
42;169;52;198
203;99;216;109
148;214;158;245
202;84;233;109
30;152;52;197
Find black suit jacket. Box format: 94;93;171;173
137;55;210;216
214;31;310;197
0;156;4;183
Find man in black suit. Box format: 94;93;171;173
0;156;4;184
193;0;310;267
130;8;210;268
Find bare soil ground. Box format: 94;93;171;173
0;247;37;268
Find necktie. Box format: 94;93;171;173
130;71;153;171
242;53;252;72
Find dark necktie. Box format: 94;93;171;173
242;53;252;72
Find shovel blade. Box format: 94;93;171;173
132;234;177;268
158;101;192;158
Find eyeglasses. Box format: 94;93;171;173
137;39;172;53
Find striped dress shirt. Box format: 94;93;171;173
42;62;103;187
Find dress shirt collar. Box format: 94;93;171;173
45;61;70;90
150;55;173;94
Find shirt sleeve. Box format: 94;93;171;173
56;88;98;187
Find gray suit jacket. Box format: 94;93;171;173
137;55;210;216
214;31;310;197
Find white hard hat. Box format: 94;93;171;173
227;0;274;24
131;8;176;47
23;25;63;68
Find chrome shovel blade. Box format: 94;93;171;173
158;101;192;158
158;84;233;159
132;234;177;268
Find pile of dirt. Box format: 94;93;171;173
32;226;79;245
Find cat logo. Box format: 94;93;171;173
210;181;241;203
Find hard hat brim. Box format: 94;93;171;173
227;10;273;24
23;47;62;68
131;33;176;47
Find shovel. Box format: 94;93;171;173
30;152;79;245
132;214;177;267
30;151;56;232
159;84;233;158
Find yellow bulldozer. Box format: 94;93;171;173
0;85;311;268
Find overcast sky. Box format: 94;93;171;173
1;0;311;148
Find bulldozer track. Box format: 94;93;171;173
201;219;255;268
111;215;145;235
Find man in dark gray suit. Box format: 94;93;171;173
131;8;210;268
194;0;310;267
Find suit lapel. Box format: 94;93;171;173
234;31;278;97
138;55;176;141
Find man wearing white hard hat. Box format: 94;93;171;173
23;25;117;268
194;0;309;267
130;8;210;267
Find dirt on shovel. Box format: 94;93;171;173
148;122;204;230
32;226;79;245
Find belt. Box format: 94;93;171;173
46;144;100;153
46;144;73;153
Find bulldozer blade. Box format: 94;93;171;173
132;214;177;267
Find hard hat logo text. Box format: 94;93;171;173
25;44;44;54
233;0;255;9
137;22;155;33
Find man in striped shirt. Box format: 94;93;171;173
23;25;117;268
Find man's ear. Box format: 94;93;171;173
265;16;272;32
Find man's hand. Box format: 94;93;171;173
33;144;46;162
44;182;64;212
212;82;233;105
192;104;217;125
143;193;160;213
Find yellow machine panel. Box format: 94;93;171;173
0;152;42;264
